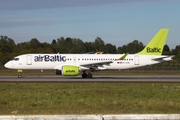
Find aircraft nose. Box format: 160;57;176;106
4;62;13;69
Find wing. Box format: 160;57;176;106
79;60;113;71
80;60;113;67
53;61;113;71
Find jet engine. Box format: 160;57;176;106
61;65;81;76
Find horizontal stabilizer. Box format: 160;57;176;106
152;56;174;61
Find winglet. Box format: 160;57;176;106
118;53;129;60
136;29;169;55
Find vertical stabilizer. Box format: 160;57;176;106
136;29;169;55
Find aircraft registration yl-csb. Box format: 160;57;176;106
4;29;174;78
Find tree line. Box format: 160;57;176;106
0;35;180;66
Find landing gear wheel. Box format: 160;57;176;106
82;71;93;78
18;75;22;78
82;73;87;78
87;73;92;78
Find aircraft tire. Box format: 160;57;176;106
87;73;92;78
82;73;87;78
18;75;22;78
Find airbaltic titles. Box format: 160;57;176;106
147;47;161;53
34;55;66;62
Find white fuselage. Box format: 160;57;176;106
4;54;172;71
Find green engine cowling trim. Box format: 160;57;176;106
62;65;79;76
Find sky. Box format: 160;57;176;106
0;0;180;49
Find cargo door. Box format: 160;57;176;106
27;55;32;65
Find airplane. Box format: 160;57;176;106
4;29;173;78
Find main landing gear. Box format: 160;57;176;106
82;71;92;78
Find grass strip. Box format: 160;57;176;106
0;83;180;114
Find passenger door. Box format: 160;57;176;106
134;56;139;65
27;55;32;65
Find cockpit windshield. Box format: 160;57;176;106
11;58;19;61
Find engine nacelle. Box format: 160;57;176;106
62;65;80;76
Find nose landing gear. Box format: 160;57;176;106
17;70;22;78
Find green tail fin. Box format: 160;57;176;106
136;29;169;55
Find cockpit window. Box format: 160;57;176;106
11;58;19;61
15;58;19;61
